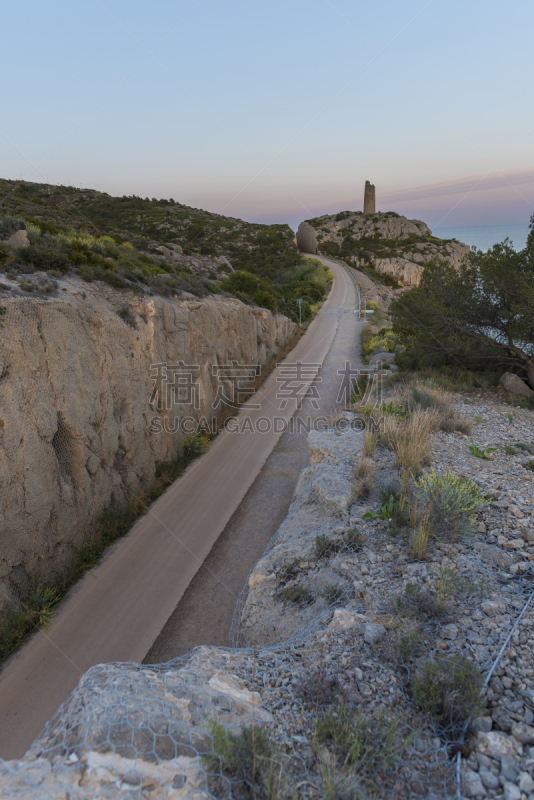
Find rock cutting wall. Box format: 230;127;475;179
0;278;296;612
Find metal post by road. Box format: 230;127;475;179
297;298;303;326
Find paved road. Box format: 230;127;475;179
0;256;363;759
145;254;365;662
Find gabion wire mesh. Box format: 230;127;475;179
1;295;534;799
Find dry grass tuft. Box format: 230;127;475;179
389;383;472;435
381;409;438;475
362;430;377;457
353;457;376;499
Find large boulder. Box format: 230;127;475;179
6;229;29;248
296;222;318;254
499;372;532;397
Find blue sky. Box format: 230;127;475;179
2;0;533;229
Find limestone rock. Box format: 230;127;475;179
0;284;296;613
306;210;470;286
363;622;386;645
462;768;487;797
6;229;30;248
499;372;533;397
0;647;272;799
296;222;318;254
473;731;521;759
512;722;534;745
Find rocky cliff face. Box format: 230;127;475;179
306;211;470;286
0;276;296;612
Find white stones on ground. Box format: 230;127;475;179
328;609;366;631
512;722;534;745
479;768;499;790
481;601;508;617
472;716;493;733
462;769;487;797
473;731;521;759
503;781;521;800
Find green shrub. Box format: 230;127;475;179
314;704;410;776
396;623;422;662
276;559;301;583
183;432;210;459
412;655;485;725
0;243;13;266
321;583;343;605
394;582;441;620
280;585;314;605
343;527;363;551
18;243;71;273
203;721;287;800
315;534;338;558
415;469;485;542
504;445;517;455
0;215;25;236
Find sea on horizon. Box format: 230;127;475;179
432;223;530;252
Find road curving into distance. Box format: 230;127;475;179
0;255;363;759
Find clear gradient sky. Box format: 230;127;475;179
2;0;533;230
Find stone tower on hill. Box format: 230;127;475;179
363;180;375;213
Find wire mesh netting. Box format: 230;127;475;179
1;295;534;798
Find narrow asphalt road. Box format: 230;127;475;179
145;254;365;661
0;257;365;759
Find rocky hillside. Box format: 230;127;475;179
0;179;329;323
0;279;296;617
3;380;533;799
305;210;470;287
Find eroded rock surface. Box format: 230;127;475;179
0;279;296;611
305;210;470;286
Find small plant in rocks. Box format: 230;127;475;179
343;527;363;551
321;583;344;605
523;459;534;472
396;622;423;662
412;655;485;727
297;667;343;707
468;438;496;460
276;559;301;584
394;582;442;620
415;469;485;543
504;445;518;455
314;705;413;792
183;431;210;458
515;441;534;454
280;585;314;605
204;720;289;800
315;534;338;559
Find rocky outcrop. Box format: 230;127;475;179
0;277;296;612
239;427;362;646
5;230;29;248
3;389;534;798
296;221;318;254
305;211;470;286
0;647;274;799
499;372;533;397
